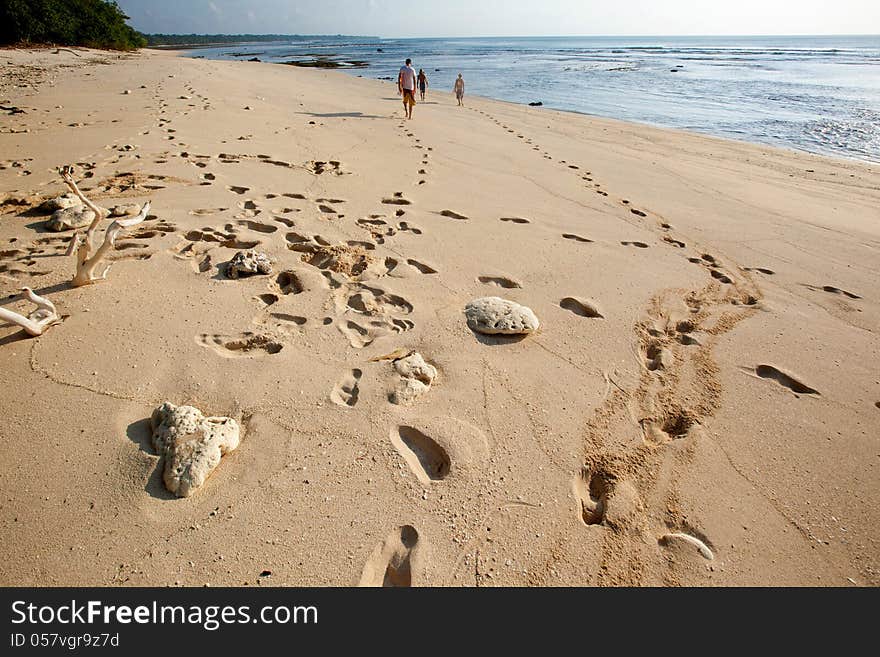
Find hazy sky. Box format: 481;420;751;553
116;0;880;37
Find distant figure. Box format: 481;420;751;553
398;58;417;120
417;68;428;101
454;73;465;106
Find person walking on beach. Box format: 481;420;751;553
398;58;417;120
417;68;428;101
454;73;465;106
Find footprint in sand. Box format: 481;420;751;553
275;271;304;295
642;409;697;444
500;217;530;224
630;209;647;217
710;269;733;284
227;185;249;195
273;215;296;228
804;284;861;300
197;332;283;357
743;267;775;276
236;219;277;234
390;426;451;484
347;286;414;315
560;297;604;318
440;209;468;220
330;369;362;407
562;233;593;243
254;293;279;307
750;364;820;395
621;241;649;248
268;313;307;327
663;236;686;248
572;468;608;525
358;525;422;587
347;240;377;251
382;194;412;206
129;221;177;240
406;259;437;274
644;340;672;371
189;207;228;216
478;275;522;289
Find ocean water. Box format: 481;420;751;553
186;35;880;163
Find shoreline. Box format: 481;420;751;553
0;48;878;587
163;33;880;165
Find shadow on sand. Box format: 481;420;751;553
126;417;177;501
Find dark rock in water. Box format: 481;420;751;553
281;59;368;69
378;76;393;80
528;101;543;107
377;48;383;52
434;68;440;72
249;57;261;62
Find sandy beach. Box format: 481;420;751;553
0;47;877;586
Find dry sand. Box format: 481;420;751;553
0;47;878;586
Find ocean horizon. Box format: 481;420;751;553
179;34;880;163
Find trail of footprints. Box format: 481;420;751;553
6;99;839;585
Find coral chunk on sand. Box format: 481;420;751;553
465;297;539;335
226;249;272;279
47;205;95;231
40;192;81;212
391;352;437;405
150;402;241;497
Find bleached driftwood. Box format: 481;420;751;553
0;287;61;337
59;165;150;286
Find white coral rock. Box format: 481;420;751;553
394;352;437;385
40;192;81;212
150;402;240;498
109;203;142;217
390;352;437;405
465;296;539;335
46;205;95;231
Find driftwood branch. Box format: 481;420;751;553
59;165;150;286
0;287;61;337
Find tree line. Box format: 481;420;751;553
144;34;301;47
0;0;146;50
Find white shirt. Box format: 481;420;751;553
399;65;416;91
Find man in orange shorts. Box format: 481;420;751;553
398;58;417;120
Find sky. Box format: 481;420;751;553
116;0;880;37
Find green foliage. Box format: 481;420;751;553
0;0;146;50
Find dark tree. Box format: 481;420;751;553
0;0;146;50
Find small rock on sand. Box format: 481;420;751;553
391;378;431;405
465;297;539;335
394;352;436;384
40;192;80;212
226;249;272;279
109;203;142;217
46;205;94;231
150;402;240;497
391;352;438;405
